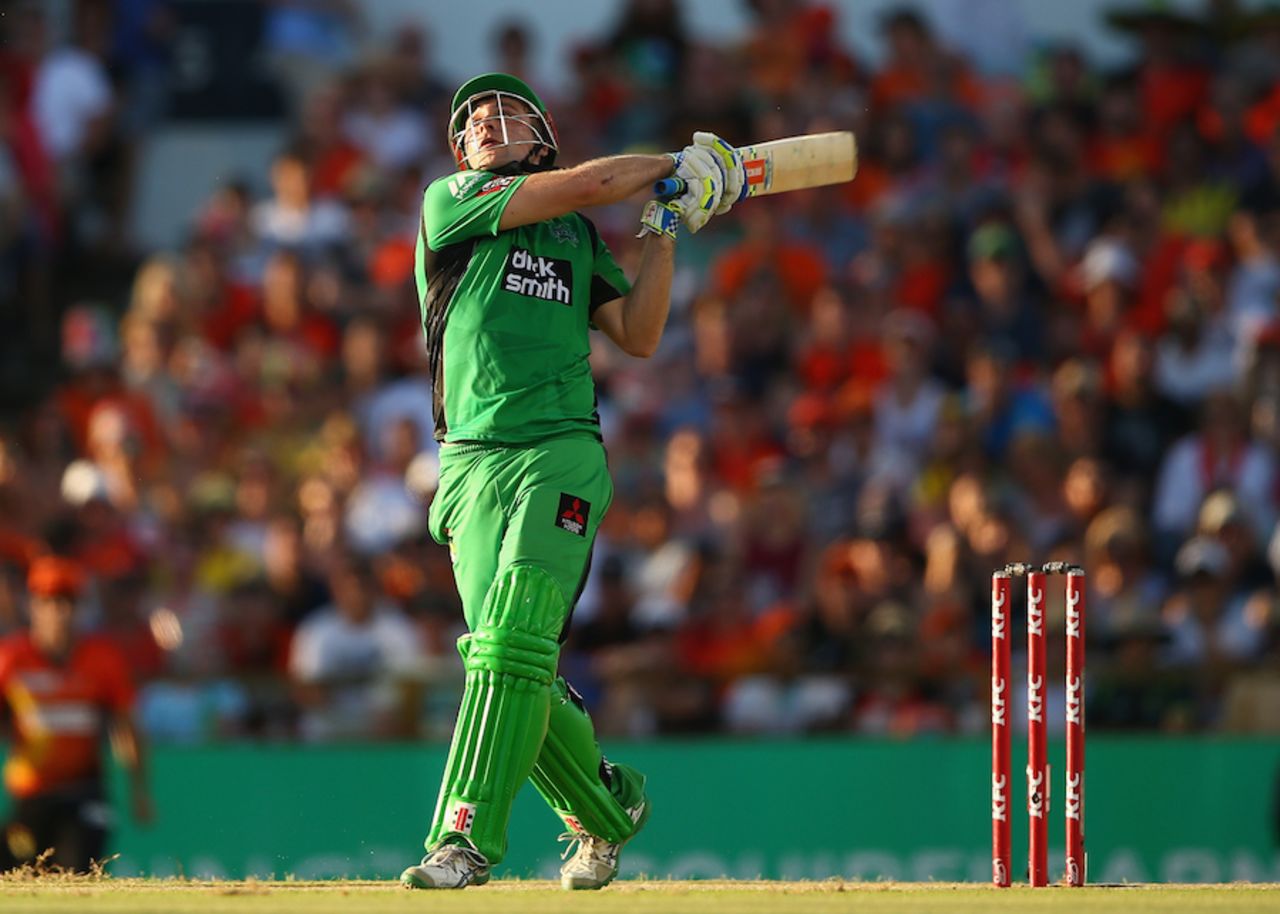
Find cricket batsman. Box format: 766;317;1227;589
398;73;745;890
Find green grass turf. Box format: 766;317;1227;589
1;879;1279;914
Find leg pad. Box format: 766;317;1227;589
426;565;566;863
531;678;646;842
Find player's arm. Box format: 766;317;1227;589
593;233;674;358
109;710;154;824
591;146;733;357
0;661;12;740
102;645;152;824
426;141;732;250
498;154;675;230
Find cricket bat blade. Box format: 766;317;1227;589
655;131;857;201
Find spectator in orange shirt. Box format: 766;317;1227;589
712;204;826;314
1088;76;1161;181
0;557;151;873
871;8;981;115
1105;4;1209;142
740;0;857;100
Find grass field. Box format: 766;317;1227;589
2;879;1279;914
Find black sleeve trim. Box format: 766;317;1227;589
576;213;624;314
590;276;625;314
578;212;601;251
421;205;477;442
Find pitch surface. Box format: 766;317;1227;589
2;879;1280;914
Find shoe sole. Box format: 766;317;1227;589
562;874;614;891
560;798;652;891
400;868;491;889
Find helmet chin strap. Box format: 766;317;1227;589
486;145;556;176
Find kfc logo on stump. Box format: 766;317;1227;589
1065;772;1082;822
1066;674;1083;726
1027;768;1045;819
1027;583;1044;635
1066;586;1082;639
556;493;590;536
991;675;1007;728
991;771;1007;823
991;588;1007;641
1028;673;1044;724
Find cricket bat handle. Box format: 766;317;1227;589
654;177;750;202
654;177;685;199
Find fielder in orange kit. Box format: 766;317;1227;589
0;557;152;872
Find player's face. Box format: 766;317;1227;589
30;595;75;655
461;97;543;170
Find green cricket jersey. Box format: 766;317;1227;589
415;169;632;444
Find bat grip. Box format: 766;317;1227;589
655;176;750;202
654;177;684;200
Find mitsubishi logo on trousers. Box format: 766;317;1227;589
555;493;591;536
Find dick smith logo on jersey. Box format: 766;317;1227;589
504;247;573;306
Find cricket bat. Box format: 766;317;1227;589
654;131;858;201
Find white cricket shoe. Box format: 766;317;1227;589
558;800;649;891
400;839;490;889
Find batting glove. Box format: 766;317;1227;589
637;199;681;240
671;145;724;233
692;132;746;215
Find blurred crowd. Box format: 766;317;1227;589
2;0;1280;743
